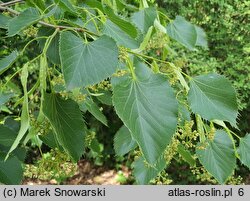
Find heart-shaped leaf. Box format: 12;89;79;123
112;60;178;164
196;130;236;184
59;31;118;89
188;73;238;127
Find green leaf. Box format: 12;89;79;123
6;64;29;159
89;138;102;154
8;8;41;36
103;6;138;38
0;153;23;184
57;0;76;14
96;90;112;105
132;156;166;184
84;0;104;12
115;0;126;11
188;73;238;127
166;16;207;50
177;144;196;167
0;14;11;29
154;19;166;34
103;20;140;49
4;117;20;133
39;131;63;150
166;16;197;50
26;0;46;11
13;147;26;162
5;80;22;95
85;98;108;126
59;31;118;89
131;7;157;34
134;26;153;52
0;145;27;163
238;134;250;169
114;125;137;156
0;92;14;108
178;104;191;126
38;27;60;64
0;125;17;147
0;51;19;75
196;130;236;184
39;54;47;93
112;61;178;164
195;25;208;48
115;0;137;11
42;93;86;161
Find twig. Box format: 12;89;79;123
0;0;23;7
38;21;99;36
0;4;19;15
0;3;99;36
